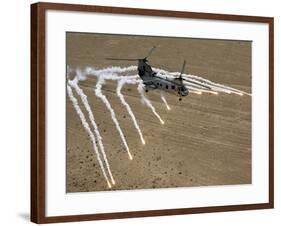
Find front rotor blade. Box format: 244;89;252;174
145;46;156;59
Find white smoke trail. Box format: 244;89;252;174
182;74;249;96
66;84;112;188
137;82;165;125
186;86;219;95
189;90;203;95
117;79;146;145
86;65;137;76
95;78;133;160
68;79;116;185
183;77;242;95
153;67;250;96
71;65;250;96
161;95;171;110
85;66;138;81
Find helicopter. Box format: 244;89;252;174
107;46;210;101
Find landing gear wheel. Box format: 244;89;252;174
179;97;182;101
145;89;148;93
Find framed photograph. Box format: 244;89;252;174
31;2;274;223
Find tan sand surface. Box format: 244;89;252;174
66;33;251;192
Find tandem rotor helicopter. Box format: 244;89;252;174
107;46;211;101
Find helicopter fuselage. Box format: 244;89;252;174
137;59;189;97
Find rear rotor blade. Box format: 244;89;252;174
180;60;186;76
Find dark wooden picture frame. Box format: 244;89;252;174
31;2;274;224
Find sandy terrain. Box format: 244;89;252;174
66;32;251;192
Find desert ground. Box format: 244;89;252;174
66;32;251;192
